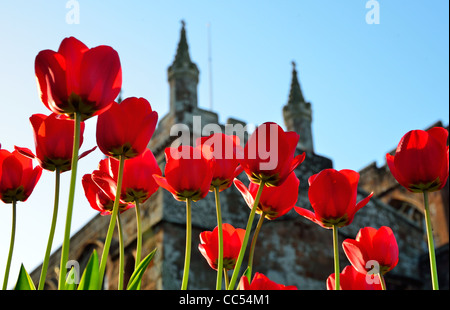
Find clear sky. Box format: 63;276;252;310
0;0;448;288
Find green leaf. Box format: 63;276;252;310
77;250;99;290
127;248;157;290
14;264;36;290
64;267;78;290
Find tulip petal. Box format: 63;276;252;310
96;102;125;156
386;153;408;189
35;50;68;113
342;239;367;274
78;146;97;160
1;154;23;190
294;206;327;228
92;170;118;201
308;169;353;221
152;174;177;198
427;127;449;147
290;152;306;173
22;166;43;201
80;45;121;109
14;146;36;160
354;191;373;214
233;178;255;209
58;37;88;95
82;174;104;213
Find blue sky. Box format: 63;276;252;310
0;1;448;288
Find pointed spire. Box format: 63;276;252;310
169;20;198;72
283;60;314;153
287;61;305;105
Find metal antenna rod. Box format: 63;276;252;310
207;22;213;111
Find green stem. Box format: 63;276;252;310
181;198;192;290
332;224;340;290
423;190;439;290
98;154;126;289
134;200;142;270
223;268;229;289
2;199;16;290
247;213;265;276
214;186;224;290
227;181;265;290
58;111;81;290
378;273;386;290
117;214;124;290
38;167;61;290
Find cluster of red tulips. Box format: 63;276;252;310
0;36;448;291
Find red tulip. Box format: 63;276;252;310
82;159;134;216
153;146;214;202
198;223;245;271
0;149;42;203
327;265;382;290
97;149;162;203
295;169;373;228
96;97;158;159
239;122;305;187
239;272;298;290
342;226;399;276
15;113;95;172
35;36;122;120
386;127;449;193
196;133;244;192
234;171;299;220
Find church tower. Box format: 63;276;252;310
283;61;314;153
167;20;199;118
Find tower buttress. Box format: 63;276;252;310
283;61;314;153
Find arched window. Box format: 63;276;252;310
388;198;423;229
76;241;108;289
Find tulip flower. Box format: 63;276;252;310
196;133;244;192
0;149;42;290
295;168;373;290
196;133;243;289
35;36;122;121
82;158;135;289
234;172;300;275
228;122;305;290
98;149;162;204
95;97;158;288
295;169;373;229
14;113;94;289
96;97;158;160
120;148;161;269
0;149;42;204
35;36;122;289
239;122;305;187
326;265;382;290
82;172;134;216
153;145;214;289
342;226;399;290
199;223;245;271
15;113;96;172
94;150;161;269
235;171;299;221
386;127;449;193
153;146;213;203
239;272;298;290
386;127;448;290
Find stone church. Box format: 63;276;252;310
30;22;449;290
